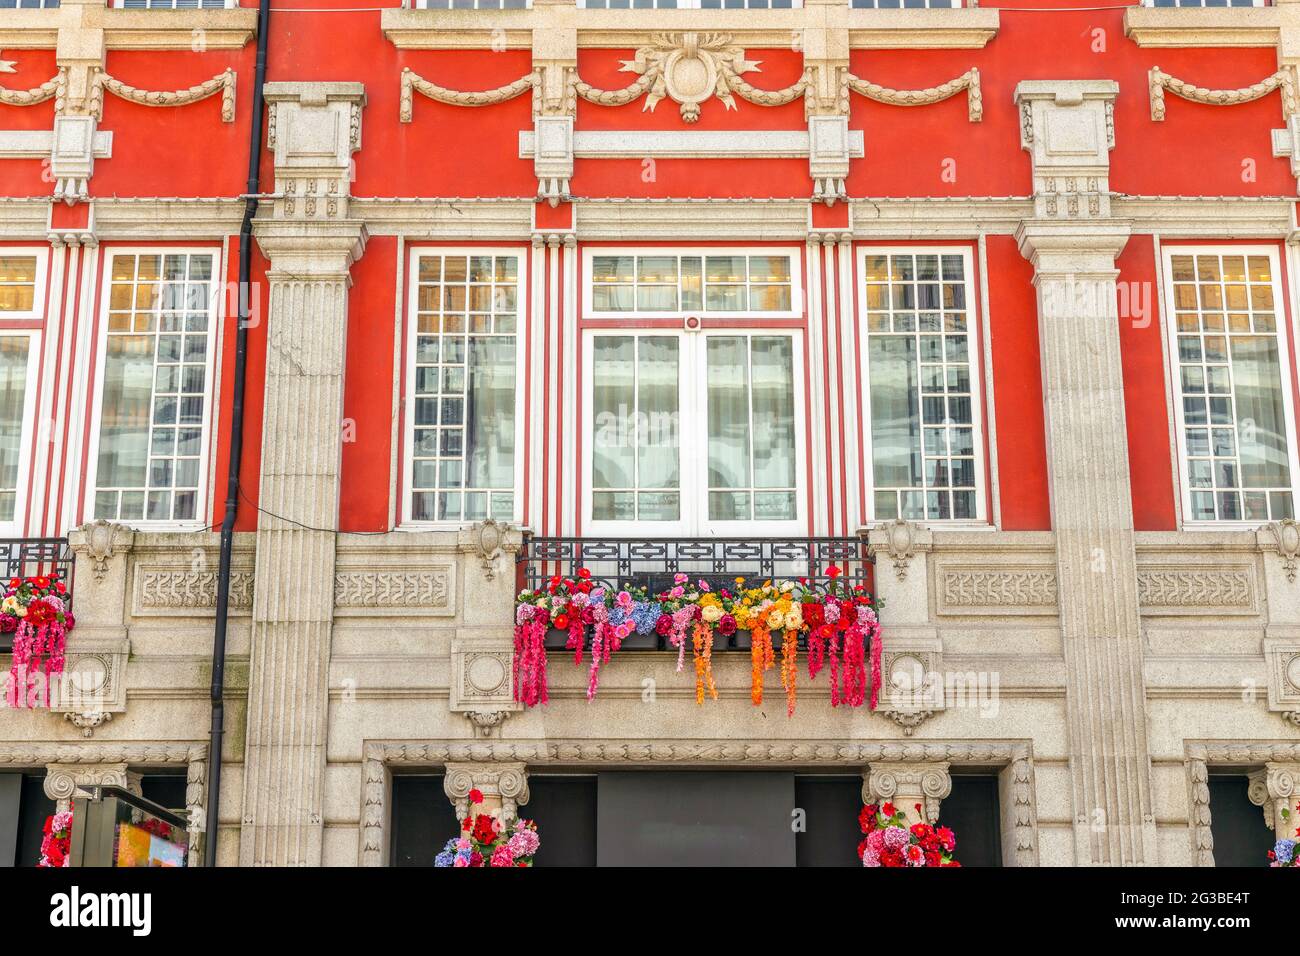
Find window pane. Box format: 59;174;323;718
0;338;31;521
589;253;793;314
592;337;635;491
0;256;38;314
411;254;519;520
94;253;214;522
637;337;680;491
867;252;978;521
750;336;796;489
1171;250;1294;521
707;336;752;497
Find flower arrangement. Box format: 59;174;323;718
513;565;880;716
4;574;74;709
1268;804;1299;867
434;789;541;868
858;802;960;868
38;811;73;868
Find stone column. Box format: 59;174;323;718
443;762;530;826
239;82;367;866
1015;81;1157;865
1248;762;1300;839
863;761;952;826
44;763;140;814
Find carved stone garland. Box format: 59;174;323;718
1149;65;1298;123
399;66;539;124
844;67;983;124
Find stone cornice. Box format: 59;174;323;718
1124;5;1285;49
381;6;999;52
0;8;258;51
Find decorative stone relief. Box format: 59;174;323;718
1149;65;1297;123
469;518;511;582
1263;637;1300;726
871;518;928;582
443;761;530;822
1262;519;1300;583
863;760;953;825
937;566;1058;614
1248;762;1300;832
1135;566;1256;613
134;568;255;612
81;519;132;584
64;710;113;738
449;638;520;722
876;631;944;736
333;570;450;610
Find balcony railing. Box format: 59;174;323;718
518;534;872;650
0;537;73;654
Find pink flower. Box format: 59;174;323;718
883;826;909;851
861;849;881;867
698;580;711;592
669;586;684;599
673;573;688;585
490;845;516;867
867;829;886;853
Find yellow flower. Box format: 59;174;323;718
701;604;723;623
768;609;785;630
734;606;751;627
785;607;804;631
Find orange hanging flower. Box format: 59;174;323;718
780;629;798;717
692;620;717;704
750;624;774;706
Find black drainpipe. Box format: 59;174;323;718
206;0;271;868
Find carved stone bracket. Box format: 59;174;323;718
869;519;930;582
64;710;113;738
876;629;945;736
1261;519;1300;583
79;518;133;584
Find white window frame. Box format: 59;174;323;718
0;331;41;538
1161;243;1300;529
84;246;222;532
856;244;989;526
581;327;807;537
582;246;803;321
110;0;236;9
401;245;526;529
0;247;48;322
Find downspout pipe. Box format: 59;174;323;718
206;0;271;868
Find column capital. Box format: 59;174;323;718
443;761;530;823
1015;219;1132;277
1249;761;1300;832
252;218;368;278
863;760;952;826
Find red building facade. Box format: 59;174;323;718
3;0;1300;867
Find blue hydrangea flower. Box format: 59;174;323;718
434;837;459;867
631;601;660;634
1275;839;1295;864
608;605;628;627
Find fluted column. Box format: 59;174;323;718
1016;81;1157;865
240;82;367;866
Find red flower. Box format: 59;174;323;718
472;814;498;845
718;615;737;637
881;802;895;818
553;613;571;631
578;568;591;580
468;788;484;805
827;566;841;579
858;804;878;833
654;614;673;637
0;615;16;634
802;603;824;628
936;826;956;852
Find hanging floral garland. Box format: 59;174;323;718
4;575;74;710
512;566;880;716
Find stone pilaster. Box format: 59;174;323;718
239;82;367;866
863;761;952;826
1015;80;1157;866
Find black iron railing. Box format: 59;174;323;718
0;538;73;654
518;535;873;651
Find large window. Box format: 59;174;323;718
586;251;798;318
1164;247;1297;523
89;250;219;526
419;0;529;7
851;0;959;7
114;0;230;8
1146;1;1266;8
859;248;984;522
585;329;803;534
405;250;522;525
0;335;39;536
